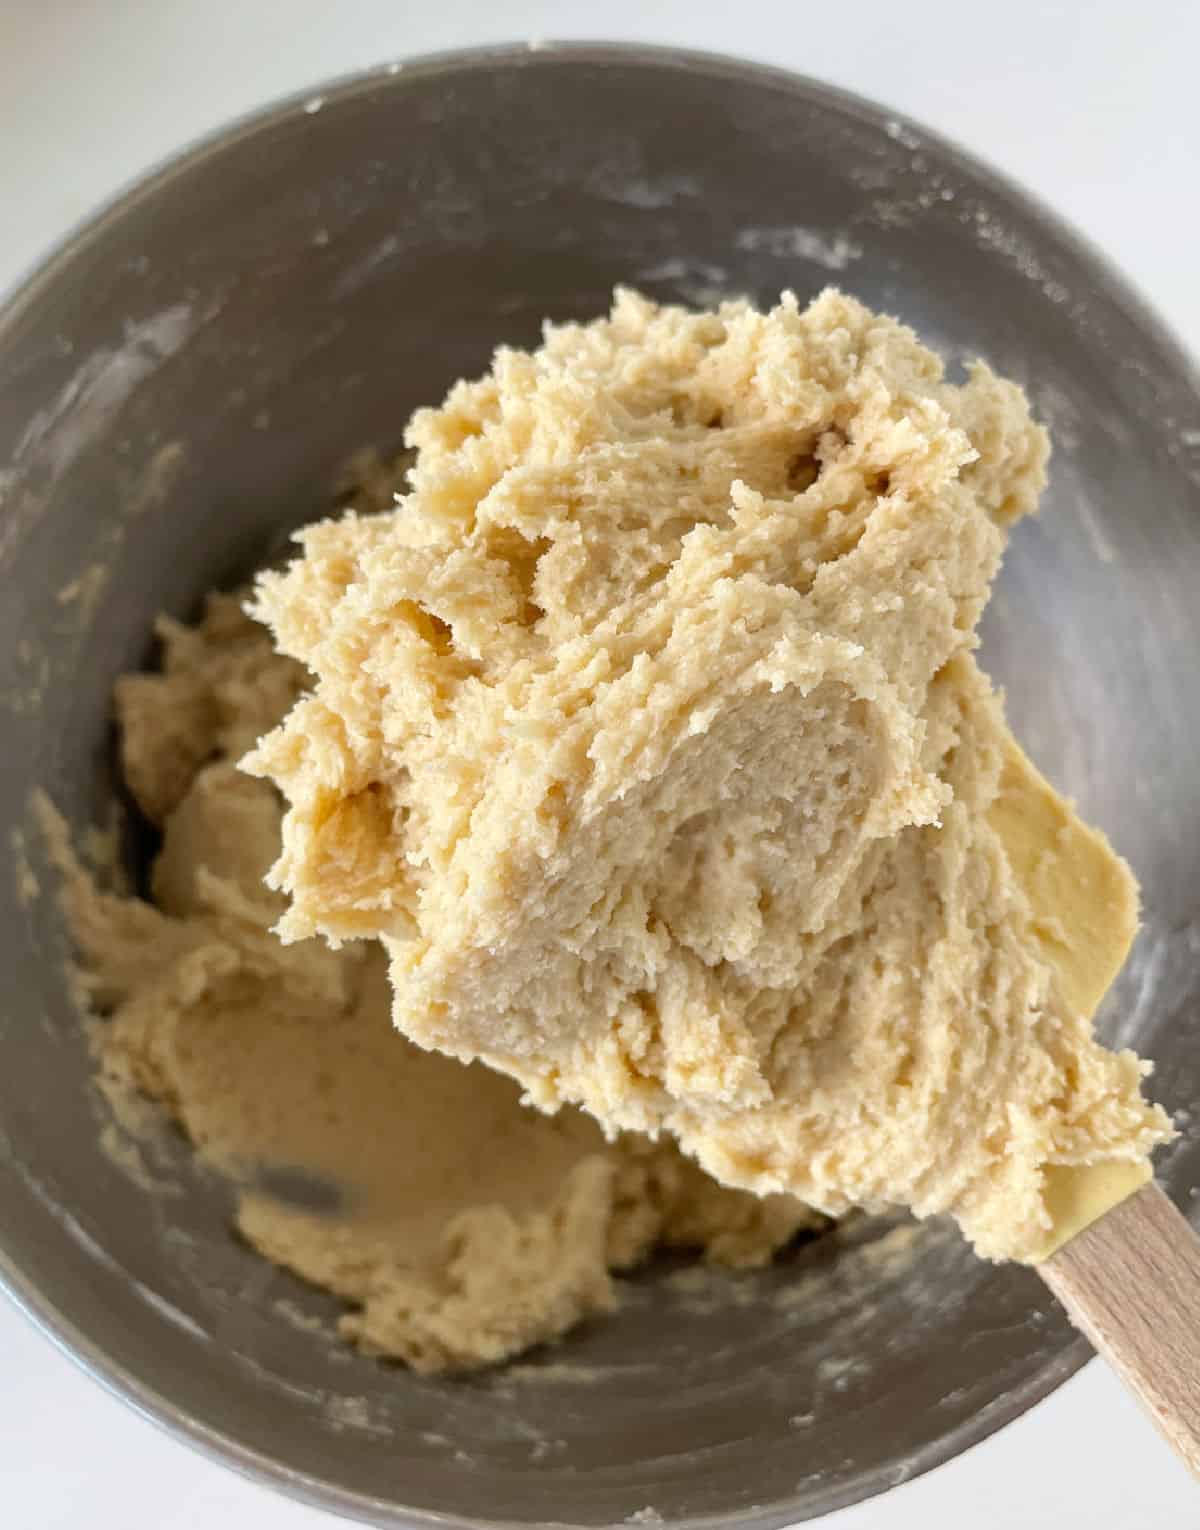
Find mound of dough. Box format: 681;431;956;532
60;596;812;1374
248;288;1171;1261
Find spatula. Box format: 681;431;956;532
994;736;1200;1476
1038;1171;1200;1475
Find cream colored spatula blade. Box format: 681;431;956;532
991;735;1200;1477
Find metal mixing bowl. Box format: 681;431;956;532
1;43;1198;1530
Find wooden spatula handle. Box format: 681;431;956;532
1040;1179;1200;1477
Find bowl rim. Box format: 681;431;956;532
1;37;1197;1530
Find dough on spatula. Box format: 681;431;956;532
247;288;1171;1260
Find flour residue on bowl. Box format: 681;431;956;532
735;224;861;270
6;305;196;493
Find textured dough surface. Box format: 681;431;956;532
60;595;812;1374
248;289;1171;1261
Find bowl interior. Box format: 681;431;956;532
1;45;1198;1530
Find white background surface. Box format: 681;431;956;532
1;2;1197;1526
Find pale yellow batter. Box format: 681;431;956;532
247;288;1171;1262
59;595;812;1374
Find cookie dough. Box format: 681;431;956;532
247;288;1171;1261
60;595;813;1374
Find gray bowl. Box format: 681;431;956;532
1;42;1198;1530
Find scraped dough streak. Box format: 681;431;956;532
248;289;1171;1261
